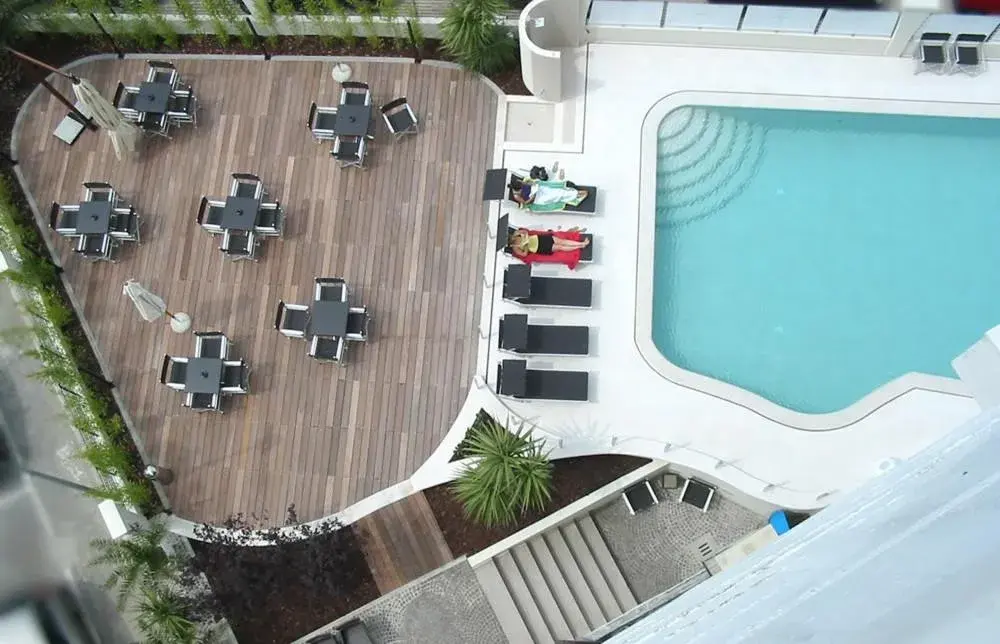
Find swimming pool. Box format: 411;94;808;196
651;105;1000;414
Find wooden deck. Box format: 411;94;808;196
15;58;497;525
356;491;454;594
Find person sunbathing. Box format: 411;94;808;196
509;227;590;258
509;177;589;210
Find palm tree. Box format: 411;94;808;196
89;520;180;609
452;416;553;527
133;584;201;644
440;0;517;76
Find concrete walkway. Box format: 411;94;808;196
0;281;140;643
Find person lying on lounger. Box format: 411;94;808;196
509;177;589;211
509;227;590;258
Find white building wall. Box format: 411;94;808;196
607;405;1000;644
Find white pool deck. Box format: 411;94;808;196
421;42;1000;513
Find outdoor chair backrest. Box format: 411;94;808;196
345;308;368;339
76;234;108;257
231;174;262;199
275;301;309;336
196;333;226;359
381;97;417;137
140;112;167;132
955;33;986;67
255;203;282;235
187;392;216;410
222;229;250;253
314;278;346;302
221;360;248;392
161;355;188;389
206;200;225;228
167;94;193;116
340;81;370;105
310;336;343;362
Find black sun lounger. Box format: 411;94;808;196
497;359;589;402
499;314;589;356
503;225;594;264
482;168;597;214
507;173;597;214
502;264;592;308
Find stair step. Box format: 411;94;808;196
544;528;609;628
576;515;637;611
559;522;623;620
473;560;534;644
512;543;573;641
495;551;554;643
528;537;591;636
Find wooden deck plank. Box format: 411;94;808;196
16;58;496;525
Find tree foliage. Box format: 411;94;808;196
89;520;180;609
133;584;202;644
440;0;516;75
452;416;553;527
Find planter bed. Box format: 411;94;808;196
191;524;378;644
425;454;652;557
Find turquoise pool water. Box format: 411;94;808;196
652;106;1000;414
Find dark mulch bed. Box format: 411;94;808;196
191;524;379;644
425;455;652;557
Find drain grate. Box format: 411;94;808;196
688;534;720;562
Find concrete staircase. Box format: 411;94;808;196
473;515;637;643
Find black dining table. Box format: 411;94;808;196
184;357;223;394
75;201;112;235
134;81;171;114
311;301;349;338
333;104;372;137
221;197;260;231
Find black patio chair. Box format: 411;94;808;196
220;229;259;262
308;102;338;142
345;306;370;342
915;32;951;75
953;33;987;76
254;202;283;237
380;97;418;140
340;81;370;106
147;60;178;86
332;136;366;169
221;360;249;394
74;234;115;262
274;300;309;339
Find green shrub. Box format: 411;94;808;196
440;0;516;75
133;584;200;644
90;519;179;609
452;417;552;527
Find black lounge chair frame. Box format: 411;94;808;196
496;359;589;402
502;265;592;309
498;314;589;356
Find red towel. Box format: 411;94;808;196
514;229;584;270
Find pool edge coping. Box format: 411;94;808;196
635;90;987;432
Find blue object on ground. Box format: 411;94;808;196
770;510;791;535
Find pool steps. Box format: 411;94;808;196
655;106;767;228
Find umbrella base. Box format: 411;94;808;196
332;63;352;82
170;312;191;333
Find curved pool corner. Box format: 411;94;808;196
635;90;981;432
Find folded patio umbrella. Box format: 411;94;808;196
122;280;190;332
72;77;139;161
